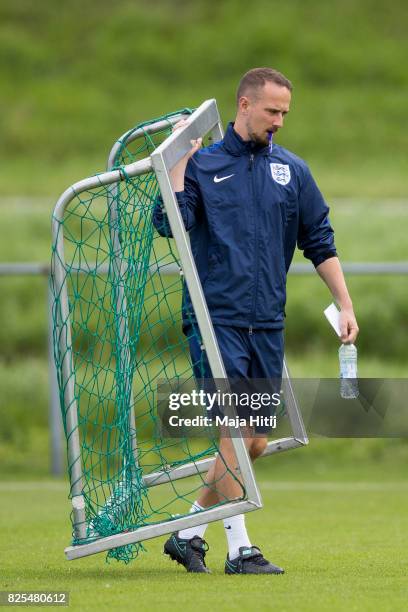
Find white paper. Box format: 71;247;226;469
324;303;341;337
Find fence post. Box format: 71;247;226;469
47;280;63;476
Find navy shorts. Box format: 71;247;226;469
186;324;284;433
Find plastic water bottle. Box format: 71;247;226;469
338;343;359;399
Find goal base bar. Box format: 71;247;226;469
64;499;259;560
64;437;307;560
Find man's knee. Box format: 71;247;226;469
249;436;268;460
218;429;267;461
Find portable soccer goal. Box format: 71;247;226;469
51;99;308;562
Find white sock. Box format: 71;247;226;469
223;514;251;560
178;501;208;540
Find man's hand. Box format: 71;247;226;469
316;257;359;344
170;119;202;191
339;307;359;344
172;118;203;156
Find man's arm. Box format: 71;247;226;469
169;134;202;191
152;123;202;236
316;256;359;344
296;164;359;344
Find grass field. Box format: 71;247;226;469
1;461;408;612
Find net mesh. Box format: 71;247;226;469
51;109;246;563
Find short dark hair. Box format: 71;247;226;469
236;68;293;104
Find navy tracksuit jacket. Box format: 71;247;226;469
153;122;337;332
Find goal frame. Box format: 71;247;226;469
52;99;308;561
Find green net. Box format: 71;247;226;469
51;108;246;563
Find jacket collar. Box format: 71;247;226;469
223;122;270;157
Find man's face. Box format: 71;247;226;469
241;82;292;146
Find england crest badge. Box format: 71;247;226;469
270;163;291;186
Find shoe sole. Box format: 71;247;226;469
225;561;285;575
225;568;285;575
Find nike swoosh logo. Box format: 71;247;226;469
214;174;234;183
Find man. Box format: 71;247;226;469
153;67;359;574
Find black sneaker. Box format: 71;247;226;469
225;546;285;575
164;532;210;573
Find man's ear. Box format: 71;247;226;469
238;95;250;115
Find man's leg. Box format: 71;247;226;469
197;434;267;508
197;430;267;509
197;430;267;562
165;325;284;574
180;323;252;509
222;328;285;574
179;325;252;540
195;430;284;574
197;427;253;506
178;427;252;542
163;429;255;573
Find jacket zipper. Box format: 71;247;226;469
249;152;260;330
